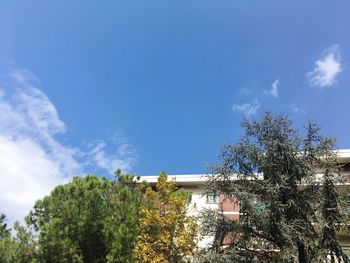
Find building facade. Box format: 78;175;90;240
141;149;350;250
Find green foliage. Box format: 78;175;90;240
0;213;10;239
0;214;37;263
26;173;146;263
0;213;14;262
200;112;350;263
11;222;38;263
103;174;147;263
27;175;108;262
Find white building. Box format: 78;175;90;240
141;149;350;250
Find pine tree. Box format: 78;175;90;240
199;112;349;263
26;173;146;263
103;171;147;263
0;214;37;263
0;213;15;262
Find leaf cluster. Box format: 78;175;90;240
134;172;198;263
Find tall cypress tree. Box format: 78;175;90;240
198;112;349;263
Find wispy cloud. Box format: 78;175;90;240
11;68;41;84
237;80;259;96
0;68;138;222
87;135;138;174
239;86;253;96
290;103;305;114
307;45;342;88
0;72;78;222
232;99;260;117
264;79;279;98
271;79;279;98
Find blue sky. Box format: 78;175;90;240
0;0;349;221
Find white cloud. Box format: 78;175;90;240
0;136;66;222
0;74;79;222
232;99;260;117
0;68;138;222
290;103;305;114
88;139;138;174
238;80;259;96
263;79;279;98
271;79;279;98
239;86;253;96
307;45;342;88
11;69;40;84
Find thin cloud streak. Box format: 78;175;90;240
232;99;260;117
88;138;138;174
271;79;279;98
263;79;279;98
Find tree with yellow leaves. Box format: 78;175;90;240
134;172;197;263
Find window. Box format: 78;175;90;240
206;192;219;204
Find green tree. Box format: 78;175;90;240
0;213;10;239
27;175;109;263
27;173;145;263
103;171;147;263
134;172;198;263
318;163;348;262
199;113;349;263
0;214;37;263
0;213;15;262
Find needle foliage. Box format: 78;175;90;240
198;112;350;263
26;173;146;263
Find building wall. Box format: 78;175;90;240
141;151;350;250
219;194;240;220
177;185;241;248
